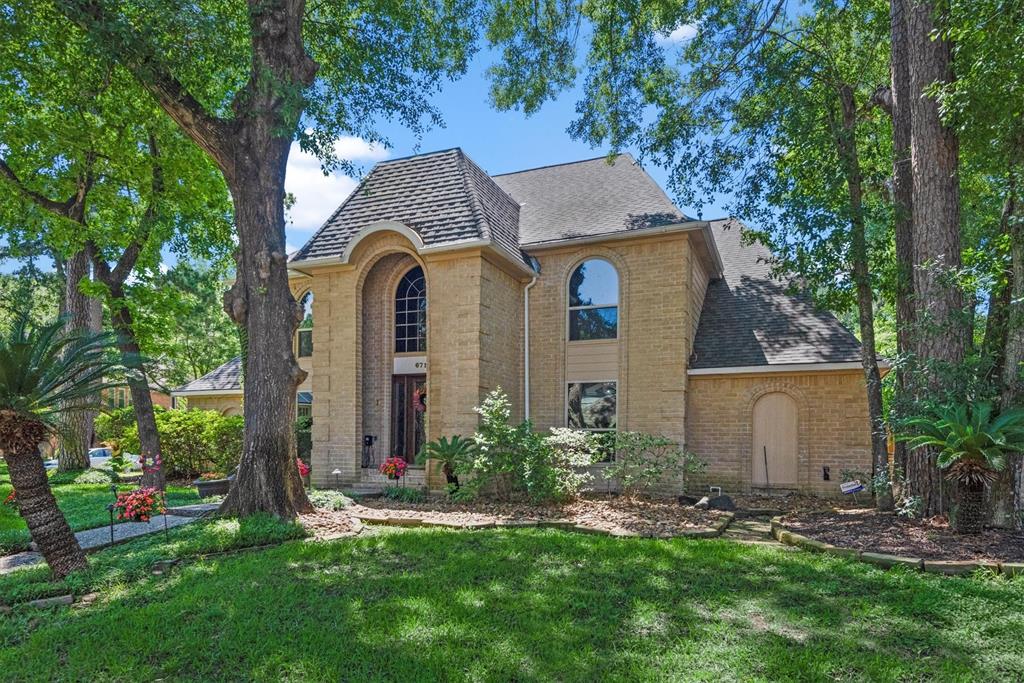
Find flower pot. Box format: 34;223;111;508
194;478;231;497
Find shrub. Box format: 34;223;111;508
295;416;312;462
382;485;426;503
94;406;137;444
120;408;243;479
418;435;476;489
307;489;353;511
601;432;706;498
457;389;599;503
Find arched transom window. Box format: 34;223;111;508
297;291;314;357
568;259;619;341
395;266;426;353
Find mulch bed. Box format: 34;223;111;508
352;495;728;537
299;509;360;541
782;508;1024;562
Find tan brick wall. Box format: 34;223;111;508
185;395;243;415
685;370;872;497
478;255;524;422
526;232;693;449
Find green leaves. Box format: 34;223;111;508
0;317;124;430
900;401;1024;477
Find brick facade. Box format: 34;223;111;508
686;370;872;497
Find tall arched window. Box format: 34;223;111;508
297;291;313;357
395;266;426;353
568;259;619;341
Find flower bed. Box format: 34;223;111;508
781;508;1024;562
351;495;730;538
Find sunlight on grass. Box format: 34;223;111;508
1;527;1023;681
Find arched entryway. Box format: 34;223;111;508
359;253;427;466
751;392;798;487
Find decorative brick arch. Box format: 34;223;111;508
739;381;811;489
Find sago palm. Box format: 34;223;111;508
418;435;476;488
0;317;124;577
903;402;1024;534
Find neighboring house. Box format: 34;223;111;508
102;384;172;411
179;149;873;496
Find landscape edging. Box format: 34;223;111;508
352;511;735;540
771;516;1018;577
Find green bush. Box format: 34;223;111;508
93;406;137;444
601;432;706;497
456;389;599;503
382;485;426;503
120;408;244;479
295;416;312;462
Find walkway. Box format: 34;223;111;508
721;515;788;547
0;503;219;575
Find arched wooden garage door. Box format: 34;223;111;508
751;392;798;487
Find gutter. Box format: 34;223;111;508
523;265;539;421
687;361;889;376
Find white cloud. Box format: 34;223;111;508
284;136;390;233
658;22;698;44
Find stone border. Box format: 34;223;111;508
352;511;734;540
771;516;1024;577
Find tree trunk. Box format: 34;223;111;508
835;85;892;509
218;131;311;518
953;479;986;535
904;0;966;517
2;421;88;577
889;0;916;486
107;286;166;491
58;248;100;471
996;161;1024;528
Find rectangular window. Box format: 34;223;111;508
569;306;617;341
567;381;617;430
298;329;313;357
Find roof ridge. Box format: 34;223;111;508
489;152;632;178
374;147;462;165
454;149;494;243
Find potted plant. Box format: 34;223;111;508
379;457;408;481
193;471;231;497
902;402;1024;534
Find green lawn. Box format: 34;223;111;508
2;525;1023;681
0;462;200;554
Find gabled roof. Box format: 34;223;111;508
492;154;690;245
689;219;862;369
292;148;521;263
173;357;242;394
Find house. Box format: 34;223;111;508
175;149;872;496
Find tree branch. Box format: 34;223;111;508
0;158;73;217
54;0;235;181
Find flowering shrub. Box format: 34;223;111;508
297;458;311;478
113;487;166;522
379;457;408;479
3;490;16;509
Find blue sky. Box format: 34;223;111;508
284;27;732;255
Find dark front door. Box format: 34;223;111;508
391;374;426;462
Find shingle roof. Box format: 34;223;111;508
292;148;521;263
689;219;862;369
173;357;242;393
492;154;689;245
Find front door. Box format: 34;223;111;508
751;392;798;487
391;374;426;462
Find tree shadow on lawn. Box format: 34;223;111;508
2;529;1023;681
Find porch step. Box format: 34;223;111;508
341;484;384;499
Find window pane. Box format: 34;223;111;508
570;307;618;340
569;259;619;307
297;330;313;357
567;382;616;429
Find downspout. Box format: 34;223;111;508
523;257;540;421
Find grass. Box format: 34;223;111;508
0;462;201;554
2;526;1023;681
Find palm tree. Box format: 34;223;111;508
903;402;1024;534
0;317;124;577
418;435;476;490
